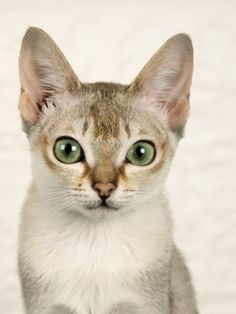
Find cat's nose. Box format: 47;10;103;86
93;182;116;199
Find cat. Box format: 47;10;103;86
18;27;198;314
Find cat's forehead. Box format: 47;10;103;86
83;83;131;140
42;82;165;142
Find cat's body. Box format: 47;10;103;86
18;28;198;314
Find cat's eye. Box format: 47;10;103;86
126;141;156;166
53;137;84;164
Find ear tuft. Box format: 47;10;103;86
19;27;80;126
130;33;193;137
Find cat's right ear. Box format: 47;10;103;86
19;27;80;126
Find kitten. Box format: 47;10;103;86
18;27;198;314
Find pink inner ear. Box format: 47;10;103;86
19;90;41;123
167;96;189;130
20;51;43;103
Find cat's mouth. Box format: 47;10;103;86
86;199;119;211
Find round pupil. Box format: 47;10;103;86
135;146;146;159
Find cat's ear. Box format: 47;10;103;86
130;34;193;137
19;27;80;124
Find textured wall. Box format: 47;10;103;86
0;0;235;313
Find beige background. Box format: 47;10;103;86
0;0;236;313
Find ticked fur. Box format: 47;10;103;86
18;27;197;314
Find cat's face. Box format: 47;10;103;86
30;85;175;217
19;28;193;218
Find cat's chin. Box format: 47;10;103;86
70;206;120;220
68;199;129;219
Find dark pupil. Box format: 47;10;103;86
64;143;72;155
135;146;146;159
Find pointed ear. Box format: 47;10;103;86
19;27;80;124
130;34;193;137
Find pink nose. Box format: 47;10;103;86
93;182;116;199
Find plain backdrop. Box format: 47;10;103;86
0;0;236;313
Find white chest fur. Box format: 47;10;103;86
20;199;172;314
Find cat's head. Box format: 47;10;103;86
18;27;193;218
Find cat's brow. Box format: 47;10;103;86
125;123;131;138
82;120;89;136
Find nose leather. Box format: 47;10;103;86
93;182;115;199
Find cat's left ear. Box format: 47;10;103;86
130;34;193;137
19;27;80;124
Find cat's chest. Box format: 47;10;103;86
26;217;160;313
49;259;139;314
21;204;171;313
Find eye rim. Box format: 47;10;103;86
126;140;156;166
53;136;85;164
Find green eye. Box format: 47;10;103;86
53;137;83;164
126;141;155;166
